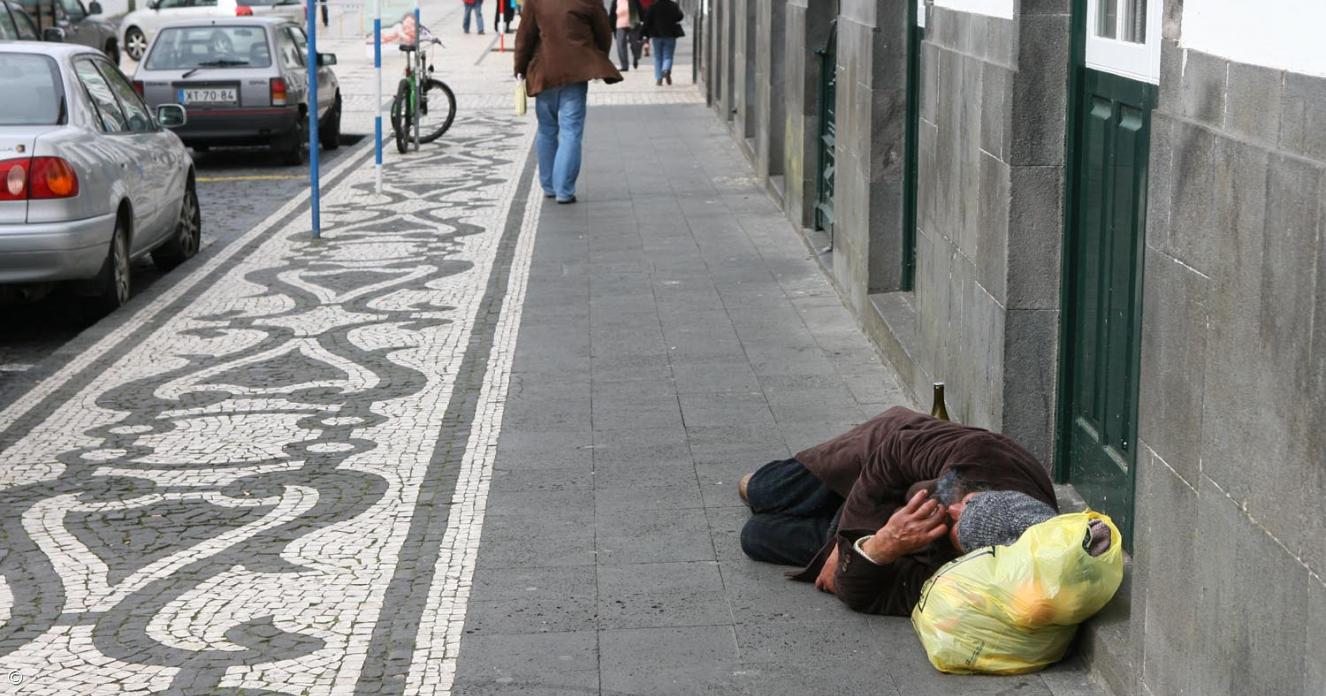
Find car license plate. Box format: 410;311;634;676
180;87;237;104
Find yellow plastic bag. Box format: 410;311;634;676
910;511;1124;675
514;79;527;117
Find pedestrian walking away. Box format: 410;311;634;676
462;0;485;34
608;0;642;71
641;0;683;85
737;407;1060;615
514;0;622;204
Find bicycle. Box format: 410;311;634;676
390;29;457;154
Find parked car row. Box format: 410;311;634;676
2;0;310;64
0;17;340;311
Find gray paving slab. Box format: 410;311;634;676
599;626;753;696
455;97;1102;695
452;632;599;694
597;561;731;629
596;508;717;566
463;566;599;636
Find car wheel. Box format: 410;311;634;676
124;27;146;61
274;117;306;166
89;219;131;315
319;94;342;150
151;182;201;271
104;40;120;66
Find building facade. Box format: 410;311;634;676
695;0;1326;694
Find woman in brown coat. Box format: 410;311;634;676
513;0;623;203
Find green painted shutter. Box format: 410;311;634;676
1061;68;1155;549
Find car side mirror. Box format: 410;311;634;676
88;1;103;13
316;52;336;66
148;0;159;9
157;104;187;128
43;27;66;41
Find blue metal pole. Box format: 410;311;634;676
307;0;321;238
374;12;382;190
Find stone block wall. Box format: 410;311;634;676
701;1;1068;463
731;0;753;145
753;0;787;186
829;0;909;314
779;0;834;229
1121;3;1326;695
911;3;1068;462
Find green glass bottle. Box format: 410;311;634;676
930;382;950;421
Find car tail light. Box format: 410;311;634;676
0;157;78;200
235;4;253;14
1;158;28;201
30;157;79;199
132;80;144;97
270;77;288;106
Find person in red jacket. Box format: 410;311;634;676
737;406;1059;616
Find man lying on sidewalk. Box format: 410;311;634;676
738;406;1058;615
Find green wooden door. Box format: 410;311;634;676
814;21;836;233
1059;0;1161;549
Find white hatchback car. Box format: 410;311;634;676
119;0;304;61
0;42;198;311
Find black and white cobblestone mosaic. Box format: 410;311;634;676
0;112;539;695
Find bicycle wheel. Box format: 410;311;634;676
391;79;412;154
416;79;457;144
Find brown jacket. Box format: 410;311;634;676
514;0;623;96
791;407;1058;616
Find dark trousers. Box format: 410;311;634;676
613;27;644;69
613;27;631;69
740;458;843;567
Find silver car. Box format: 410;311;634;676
132;17;340;164
119;0;304;62
0;42;198;311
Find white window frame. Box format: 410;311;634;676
1085;0;1163;83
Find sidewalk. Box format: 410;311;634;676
448;81;1106;696
0;9;1106;696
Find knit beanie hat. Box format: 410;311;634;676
956;490;1057;551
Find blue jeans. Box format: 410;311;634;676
651;37;676;82
534;81;588;201
740;458;843;567
463;3;483;32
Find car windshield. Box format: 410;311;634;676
144;25;272;70
0;53;63;126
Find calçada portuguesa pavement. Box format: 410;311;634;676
0;4;1106;694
